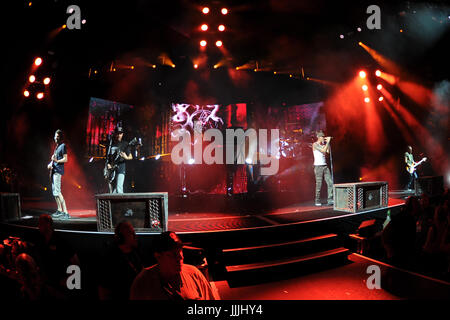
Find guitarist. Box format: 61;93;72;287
106;126;133;193
48;129;69;219
405;145;426;191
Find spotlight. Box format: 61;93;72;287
155;154;161;160
357;27;362;32
376;84;382;90
89;157;94;163
359;70;366;79
62;24;67;29
23;90;30;97
82;19;86;24
221;8;228;15
43;77;51;85
245;158;253;164
202;7;209;14
364;97;370;103
378;96;384;101
201;24;208;31
34;57;42;66
215;40;223;47
200;40;207;47
362;84;368;91
36;92;44;100
375;70;381;77
218;24;225;32
188;158;195;165
29;75;36;83
194;64;198;69
339;34;344;39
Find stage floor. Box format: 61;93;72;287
15;196;406;233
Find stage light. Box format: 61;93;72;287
218;24;225;32
82;19;86;24
23;90;30;97
34;57;42;66
375;70;381;77
339;34;344;39
89;157;94;163
43;77;51;85
221;8;228;15
194;64;198;69
378;96;384;101
215;40;223;47
201;24;208;31
245;158;253;164
139;157;145;161
29;75;36;83
28;2;32;6
213;64;218;69
364;97;370;103
188;158;195;165
171;64;176;68
200;40;207;47
359;177;363;181
359;70;366;78
36;92;44;100
362;84;368;91
357;27;362;32
377;84;382;90
155;154;161;160
131;66;134;70
62;24;67;29
202;7;209;14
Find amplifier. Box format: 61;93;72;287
95;193;168;232
0;193;21;222
415;176;443;197
334;181;388;213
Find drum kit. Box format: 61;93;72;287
279;128;308;158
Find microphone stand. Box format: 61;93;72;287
328;141;335;184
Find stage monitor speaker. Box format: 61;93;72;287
334;181;388;213
415;176;443;197
95;193;168;232
0;193;21;222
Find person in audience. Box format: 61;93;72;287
34;214;80;291
382;196;417;268
130;231;219;300
98;221;143;300
15;253;64;300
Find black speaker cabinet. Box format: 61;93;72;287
334;181;388;213
0;193;21;222
95;193;168;232
415;176;443;197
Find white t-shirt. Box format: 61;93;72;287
313;142;327;166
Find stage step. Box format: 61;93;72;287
225;247;350;274
221;233;341;266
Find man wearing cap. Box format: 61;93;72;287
130;231;219;300
106;126;132;193
312;130;333;206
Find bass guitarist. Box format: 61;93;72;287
405;145;427;191
106;126;133;193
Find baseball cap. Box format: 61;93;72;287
316;130;325;138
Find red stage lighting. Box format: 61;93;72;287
362;84;368;91
378;96;384;101
36;92;44;100
34;57;42;66
43;77;51;85
194;64;198;69
377;84;382;90
23;90;30;97
200;40;207;47
364;97;370;103
375;70;381;77
359;71;366;79
202;7;209;14
201;24;208;31
29;75;36;83
215;40;223;47
218;24;225;31
221;8;228;15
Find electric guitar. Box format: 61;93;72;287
406;157;427;174
47;147;57;185
104;137;139;183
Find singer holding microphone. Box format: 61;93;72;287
312;130;334;206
